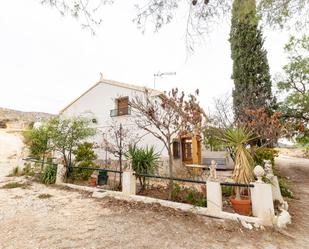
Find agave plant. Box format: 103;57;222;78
221;127;257;199
126;146;160;190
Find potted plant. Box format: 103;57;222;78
222;127;256;215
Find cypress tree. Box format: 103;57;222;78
230;0;273;120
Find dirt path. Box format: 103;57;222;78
0;129;24;178
275;156;309;245
0;129;309;248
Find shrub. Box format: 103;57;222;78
254;147;293;198
221;185;232;196
171;183;182;200
279;178;293;198
203;126;225;151
172;183;206;207
253;147;279;167
41;165;57;184
185;189;207;207
70;142;97;181
126;146;159;190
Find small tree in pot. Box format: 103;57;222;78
221;127;256;215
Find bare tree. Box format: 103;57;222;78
101;120;140;185
209;93;234;128
130;88;206;198
41;0;309;50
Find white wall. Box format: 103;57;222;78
61;81;167;160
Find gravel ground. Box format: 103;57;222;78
0;129;309;249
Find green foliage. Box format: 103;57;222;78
203;126;225;151
277;35;308;152
278;177;293;198
47;117;97;167
277;35;309;127
253;147;293;198
185;189;207;207
171;183;206;207
221;127;256;199
126;146;160;190
41;165;57;184
221;185;232;196
70;142;97;180
253;147;279;167
230;0;274;119
23;126;50;160
23;116;97;168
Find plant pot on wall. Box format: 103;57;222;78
230;196;251;216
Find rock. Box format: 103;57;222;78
239;219;253;230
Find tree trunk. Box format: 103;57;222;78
167;147;174;200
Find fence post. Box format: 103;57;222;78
206;180;222;214
251;166;275;225
122;170;136;196
56;164;67;184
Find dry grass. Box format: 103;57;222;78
38;193;53;199
1;182;28;189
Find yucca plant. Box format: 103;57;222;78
126;146;160;190
221;127;257;200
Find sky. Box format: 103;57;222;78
0;0;294;114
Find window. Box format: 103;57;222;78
110;96;131;117
117;97;129;116
181;138;193;163
172;141;180;159
117;97;129;110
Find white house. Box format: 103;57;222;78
60;77;233;173
60;77;169;161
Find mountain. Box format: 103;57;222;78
0;107;54;129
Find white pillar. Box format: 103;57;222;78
251;182;274;225
206;181;222;214
269;175;284;203
122;170;136;196
55;164;67;184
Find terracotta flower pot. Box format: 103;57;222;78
89;177;97;186
230;196;251;216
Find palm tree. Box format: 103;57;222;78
221;127;256;199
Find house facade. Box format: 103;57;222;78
60;77;206;173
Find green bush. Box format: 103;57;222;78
41;165;57;184
185;189;207;207
126;146;159;190
71;142;97;181
203;126;225;151
253;147;293;198
171;183;182;200
279;177;294;198
253;147;279;167
221;185;232;196
172;183;206;207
